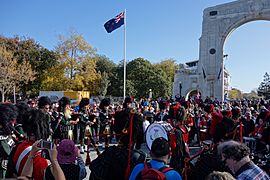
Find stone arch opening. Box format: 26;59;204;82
198;0;270;101
223;20;270;94
221;19;270;49
185;89;201;101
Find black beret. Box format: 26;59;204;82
38;96;51;108
79;98;89;109
99;98;110;109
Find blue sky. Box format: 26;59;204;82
1;0;270;93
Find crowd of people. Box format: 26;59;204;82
0;94;270;179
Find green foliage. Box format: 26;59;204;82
127;58;171;98
126;80;137;97
107;63;124;97
258;72;270;99
95;55;116;74
95;55;116;96
97;72;111;96
154;59;177;82
0;34;176;98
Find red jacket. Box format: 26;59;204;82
13;140;49;179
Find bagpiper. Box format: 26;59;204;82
89;96;144;180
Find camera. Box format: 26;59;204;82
38;140;54;150
41;149;51;160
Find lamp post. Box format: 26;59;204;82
221;54;228;102
179;82;182;97
149;89;152;99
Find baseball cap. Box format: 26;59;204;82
150;137;170;157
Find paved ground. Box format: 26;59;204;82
80;150;97;180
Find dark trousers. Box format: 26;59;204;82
91;124;99;143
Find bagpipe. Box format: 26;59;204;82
4;123;26;144
84;117;102;166
85;109;118;166
57;112;81;139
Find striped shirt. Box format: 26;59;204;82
13;140;49;179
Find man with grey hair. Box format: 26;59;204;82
218;140;269;180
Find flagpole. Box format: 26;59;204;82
123;9;127;99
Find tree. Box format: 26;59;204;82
0;36;57;96
74;57;101;94
107;62;124;97
126;80;137;97
258;72;270;99
41;57;102;94
52;31;102;94
95;55;116;96
229;88;243;100
55;31;96;80
98;72;111;97
243;90;259;99
154;59;177;82
127;58;171;98
41;63;70;91
0;46;35;102
95;55;116;74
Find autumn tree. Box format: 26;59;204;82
45;31;102;93
41;63;69;91
0;36;57;96
229;88;243;100
73;57;101;94
0;46;35;102
55;31;96;80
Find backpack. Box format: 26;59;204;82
45;163;80;180
136;162;173;180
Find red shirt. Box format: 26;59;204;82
185;115;194;127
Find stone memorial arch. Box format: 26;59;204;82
173;0;270;101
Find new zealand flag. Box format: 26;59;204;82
104;12;125;33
